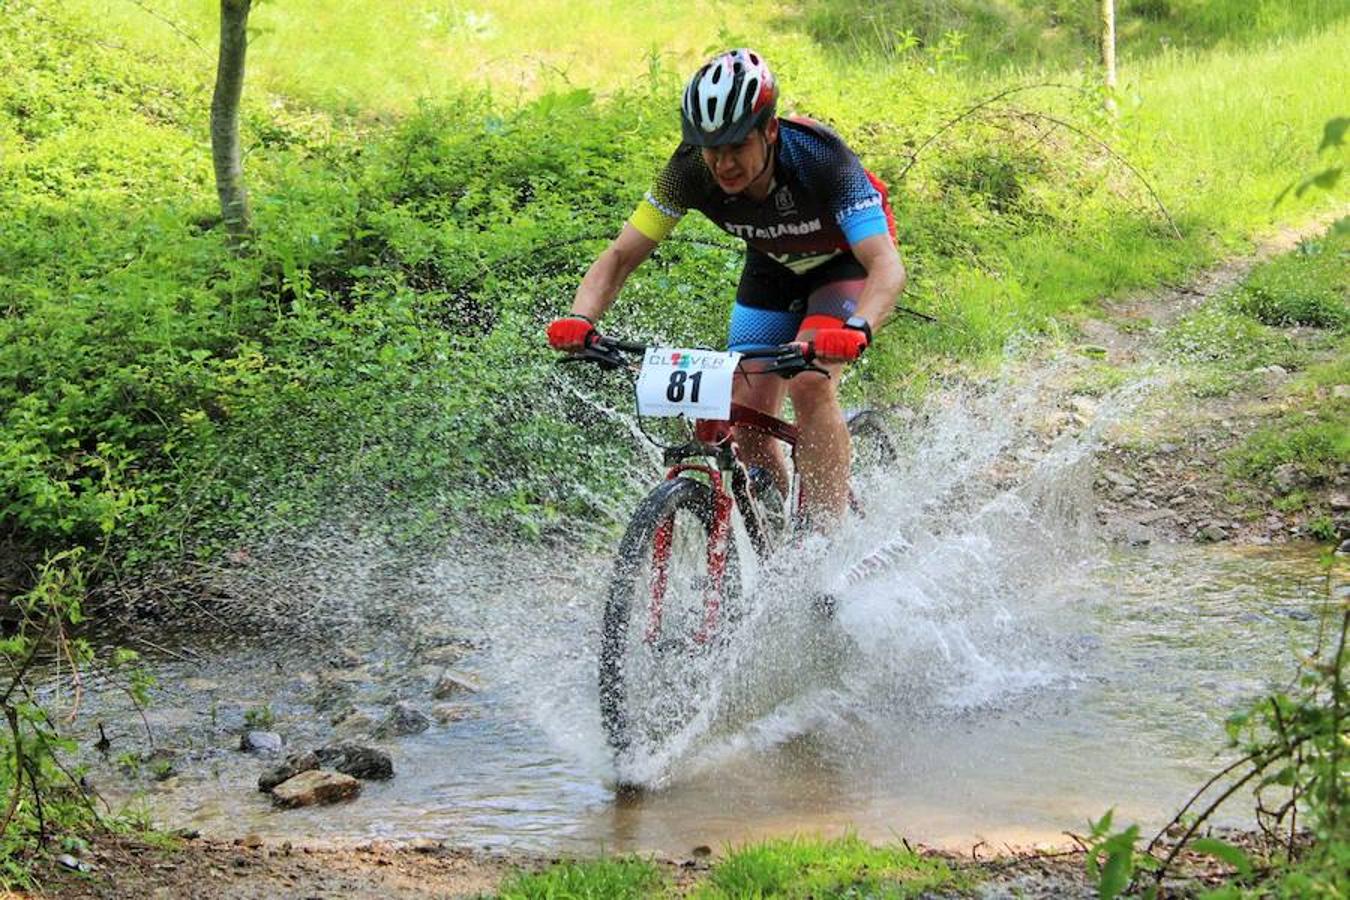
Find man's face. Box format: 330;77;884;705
700;119;778;196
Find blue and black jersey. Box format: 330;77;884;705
629;117;896;274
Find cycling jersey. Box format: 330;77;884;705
629;117;896;275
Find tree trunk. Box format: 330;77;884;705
211;0;252;246
1100;0;1118;116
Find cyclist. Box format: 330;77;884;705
548;48;907;527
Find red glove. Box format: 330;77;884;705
813;327;869;361
547;315;596;352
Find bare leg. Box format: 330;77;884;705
730;361;790;496
788;364;850;528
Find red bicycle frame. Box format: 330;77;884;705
644;403;800;647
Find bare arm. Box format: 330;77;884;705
849;232;907;334
571;223;659;322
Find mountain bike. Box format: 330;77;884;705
566;335;894;768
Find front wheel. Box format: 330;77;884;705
599;477;740;764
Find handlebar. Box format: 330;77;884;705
562;335;827;379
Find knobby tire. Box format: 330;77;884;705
599;477;738;760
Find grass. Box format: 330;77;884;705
693;834;968;899
781;0;1349;73
1226;416;1348;486
495;857;669;899
1142;226;1348;515
492;834;969;899
60;0;780;113
1232;239;1349;329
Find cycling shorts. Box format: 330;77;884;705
727;249;867;351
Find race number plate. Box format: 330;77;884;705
636;348;741;419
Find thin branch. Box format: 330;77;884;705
1288;749;1300;859
24;753;46;844
1062;830;1091;853
896;82;1083;181
120;0;208;54
1146;748;1262;853
0;706;25;838
57;627;84;724
995;109;1182;240
1154;739;1309;885
1326;605;1348;833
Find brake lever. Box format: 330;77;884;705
759;345;829;379
558;346;626;371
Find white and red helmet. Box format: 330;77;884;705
680;49;778;147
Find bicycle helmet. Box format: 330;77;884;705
680;49;778;147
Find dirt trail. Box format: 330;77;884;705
1078;219;1346;547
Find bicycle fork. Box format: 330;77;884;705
644;466;734;647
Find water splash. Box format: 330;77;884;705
69;348;1332;853
491;358;1146;788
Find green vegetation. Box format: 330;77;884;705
494;834;966;898
1227;417;1346;487
3;0;1344;580
1232;241;1349;330
692;834;966;898
791;0;1349;71
242;704;276;729
1;0;1347;889
496;856;669;899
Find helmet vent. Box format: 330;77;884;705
680;48;776;147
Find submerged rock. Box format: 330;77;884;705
408;838;442;853
432;671;480;700
421;643;471;666
431;703;473;725
316;743;394;780
328;647;364;669
375;702;430;737
258;750;321;793
239;731;284;755
331;710;376;740
270;770;361;808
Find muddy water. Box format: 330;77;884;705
69;375;1341;856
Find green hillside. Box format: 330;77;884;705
1;0;1346;584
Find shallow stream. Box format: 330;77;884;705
66;373;1341;856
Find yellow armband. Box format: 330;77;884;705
629;193;682;242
